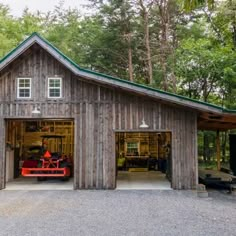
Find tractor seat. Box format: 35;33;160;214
51;152;61;159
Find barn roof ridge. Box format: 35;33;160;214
1;32;236;115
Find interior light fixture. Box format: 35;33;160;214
139;118;149;128
32;105;41;114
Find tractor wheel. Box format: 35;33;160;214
59;162;70;181
36;161;47;181
59;161;68;168
37;177;47;181
61;176;70;181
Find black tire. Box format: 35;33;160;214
37;177;47;181
59;162;71;181
61;176;69;181
59;161;69;168
36;161;47;181
37;161;42;168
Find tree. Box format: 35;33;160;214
0;4;20;57
137;0;154;84
157;0;179;91
86;0;136;81
19;8;44;36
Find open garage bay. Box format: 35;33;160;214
117;171;171;190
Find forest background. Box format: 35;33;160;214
1;0;236;167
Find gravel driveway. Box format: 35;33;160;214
0;190;235;236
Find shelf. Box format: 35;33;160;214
22;120;74;155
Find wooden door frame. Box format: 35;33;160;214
0;118;6;190
1;118;75;190
114;130;172;188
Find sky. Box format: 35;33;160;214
0;0;90;17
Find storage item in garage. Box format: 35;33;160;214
21;135;72;180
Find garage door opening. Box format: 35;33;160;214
116;132;172;190
5;119;74;190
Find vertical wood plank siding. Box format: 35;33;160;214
0;46;197;190
0;119;5;189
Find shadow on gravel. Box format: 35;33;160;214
207;187;236;203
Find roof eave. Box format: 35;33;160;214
76;70;223;114
0;33;234;116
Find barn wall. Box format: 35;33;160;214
0;119;5;189
0;46;198;190
72;86;198;189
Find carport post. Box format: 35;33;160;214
216;130;221;171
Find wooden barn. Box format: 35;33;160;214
1;33;236;190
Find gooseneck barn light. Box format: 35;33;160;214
139;118;149;128
32;105;41;114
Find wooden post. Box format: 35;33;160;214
0;118;6;190
216;130;221;171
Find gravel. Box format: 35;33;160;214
0;190;235;236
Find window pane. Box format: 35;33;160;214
24;80;30;87
49;88;60;97
19;81;24;87
49;78;61;98
49;79;60;87
19;89;30;97
127;143;138;148
127;142;138;154
54;80;60;87
49;80;55;87
18;78;31;98
19;79;30;88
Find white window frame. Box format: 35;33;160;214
48;77;62;98
126;142;139;155
17;78;31;99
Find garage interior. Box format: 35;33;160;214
116;132;172;190
5;119;74;190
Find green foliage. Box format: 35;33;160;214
0;4;19;57
176;38;233;103
181;0;214;12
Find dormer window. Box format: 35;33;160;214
17;78;31;98
48;77;62;98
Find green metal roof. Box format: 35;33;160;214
1;32;236;114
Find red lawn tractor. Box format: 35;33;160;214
21;135;72;181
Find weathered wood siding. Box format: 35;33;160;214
0;119;5;190
73;90;198;189
0;46;198;190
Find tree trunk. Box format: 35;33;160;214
203;77;208;102
170;72;177;93
159;0;170;91
232;24;236;50
203;132;209;162
221;131;227;163
120;1;134;82
144;11;153;84
139;0;153;85
170;3;178;93
127;33;134;82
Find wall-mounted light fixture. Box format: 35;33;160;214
139;118;149;128
32;105;41;114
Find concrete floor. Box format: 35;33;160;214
116;171;171;190
5;177;73;190
5;171;171;190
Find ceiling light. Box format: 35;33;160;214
32;106;41;114
139;118;149;128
